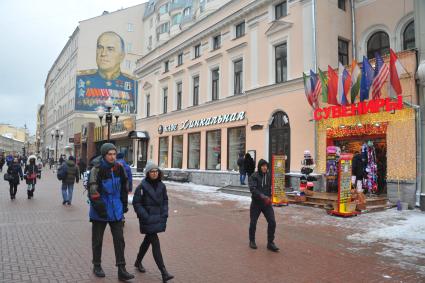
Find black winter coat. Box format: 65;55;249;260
244;156;255;175
133;179;169;234
352;154;364;179
24;163;39;185
248;159;272;206
7;164;23;185
62;160;79;185
237;157;245;174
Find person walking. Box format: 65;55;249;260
248;159;279;252
0;156;5;172
117;153;133;193
24;156;39;199
87;143;134;281
78;159;87;179
61;156;79;206
7;158;23;200
237;153;246;185
244;153;255;178
133;163;174;282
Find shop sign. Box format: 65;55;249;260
159;111;246;134
271;155;288;205
111;118;134;136
314;96;403;121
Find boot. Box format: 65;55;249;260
160;267;174;282
249;241;257;249
134;258;146;273
118;265;135;281
267;242;280;252
93;264;105;278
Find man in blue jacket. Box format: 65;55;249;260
88;143;134;281
116;152;133;193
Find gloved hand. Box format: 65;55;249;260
91;199;107;219
263;197;272;206
90;191;100;201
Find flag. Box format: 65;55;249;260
371;52;389;99
350;60;361;103
360;56;374;101
343;68;351;104
310;70;321;109
327;65;339;105
337;63;348;105
303;72;313;107
318;68;328;103
389;48;406;98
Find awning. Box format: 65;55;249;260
128;131;150;140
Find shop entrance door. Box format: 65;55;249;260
269;111;291;173
137;139;149;172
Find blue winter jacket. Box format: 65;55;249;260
117;158;133;192
89;159;129;222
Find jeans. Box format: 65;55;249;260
240;173;246;185
61;183;74;204
249;201;276;243
136;234;165;269
27;183;35;197
92;221;126;266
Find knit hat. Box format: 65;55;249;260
144;162;159;174
100;143;117;157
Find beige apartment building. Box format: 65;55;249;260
133;0;420;201
0;124;28;143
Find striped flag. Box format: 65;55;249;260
327;65;339;105
303;72;313;108
310;70;321;109
343;68;352;104
389;48;406;98
350;60;361;103
371;52;389;99
318;68;328;103
337;63;348;105
360;56;374;101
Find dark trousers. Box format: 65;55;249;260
92;221;126;266
249;201;276;243
136;234;165;269
9;183;18;197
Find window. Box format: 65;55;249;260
172;135;183;168
211;68;219;101
164;60;169;72
159;22;170;34
403;21;415;50
188;132;201;169
338;38;349;65
172;13;182;26
183;7;191;17
275;43;287;83
163;87;168;114
227;127;246;171
127;23;134;32
206;130;221;170
126;42;132;53
159;3;169;14
176;82;182;110
213;34;221;50
234;59;243;95
158;137;169;168
146;94;150;117
194;44;201;58
275;1;287;19
235;22;245;38
367;31;390;59
177;53;183;66
193;76;199;106
338;0;346;11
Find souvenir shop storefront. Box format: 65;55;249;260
314;96;418;207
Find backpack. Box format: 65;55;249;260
57;164;68;180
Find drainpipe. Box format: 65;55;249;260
312;0;318;163
350;0;356;60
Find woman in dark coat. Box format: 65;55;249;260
7;158;23;200
244;153;255;177
133;163;174;282
24;157;39;199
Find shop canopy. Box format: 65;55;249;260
128;131;149;140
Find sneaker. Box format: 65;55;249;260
62;201;67;205
67;201;71;206
267;242;280;252
249;241;257;249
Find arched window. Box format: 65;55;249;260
367;31;390;59
403;21;415;50
269;111;291;173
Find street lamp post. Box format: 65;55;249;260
96;98;121;142
51;127;64;167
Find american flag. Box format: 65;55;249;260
312;77;322;109
371;53;389;99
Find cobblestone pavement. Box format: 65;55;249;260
0;168;424;283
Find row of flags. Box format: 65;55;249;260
303;48;407;109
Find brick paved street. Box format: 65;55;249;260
0;168;424;283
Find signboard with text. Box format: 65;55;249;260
271;155;288;205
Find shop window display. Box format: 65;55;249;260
206;130;221;170
159;137;169;168
188;133;201;169
227;127;246;171
172;135;183;168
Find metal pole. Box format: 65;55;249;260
107;122;111;143
55;137;58;165
350;0;356;60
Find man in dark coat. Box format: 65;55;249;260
237;153;246;185
61;156;79;206
248;159;279;252
78;159;87;179
244;153;255;178
133;163;174;282
7;158;23;200
87;143;134;281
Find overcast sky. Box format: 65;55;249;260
0;0;146;135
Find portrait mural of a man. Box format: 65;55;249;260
75;31;137;113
